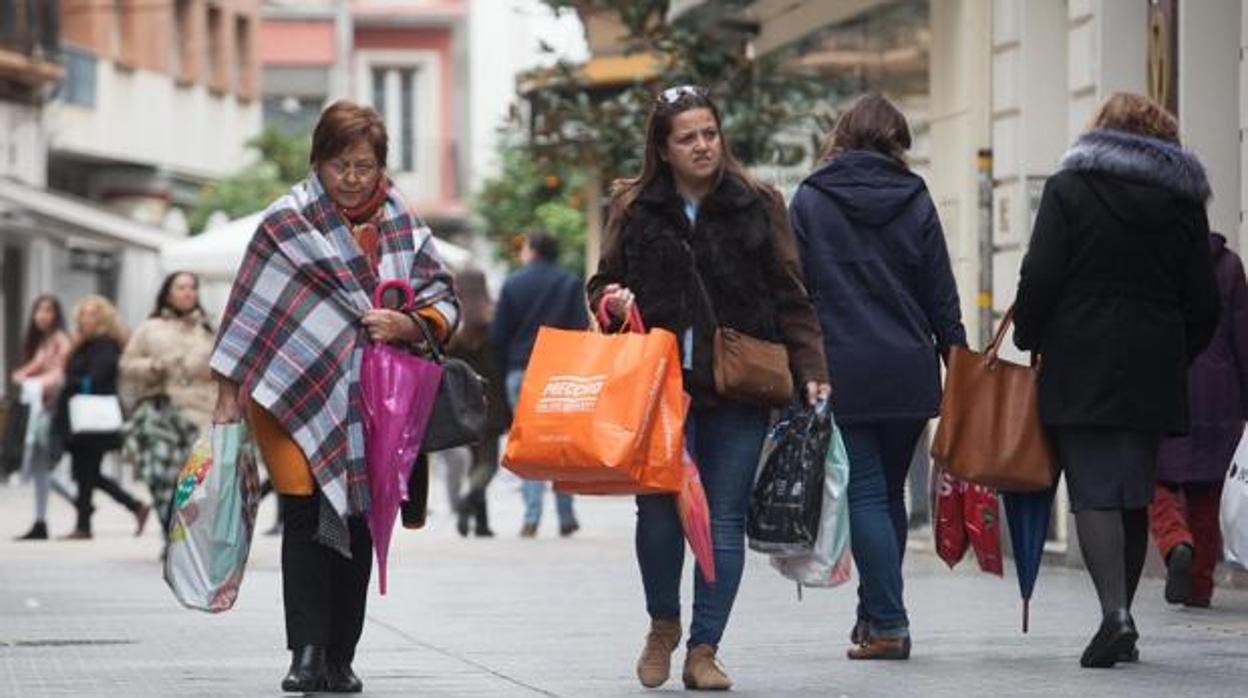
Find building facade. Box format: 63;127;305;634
50;0;262;226
260;0;469;231
1;0;169;378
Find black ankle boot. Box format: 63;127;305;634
455;496;471;538
15;521;48;541
326;661;363;693
1080;609;1137;668
326;647;363;693
471;491;494;537
1164;543;1193;605
281;646;328;692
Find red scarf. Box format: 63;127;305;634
336;179;389;270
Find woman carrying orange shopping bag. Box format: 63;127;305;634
587;86;829;691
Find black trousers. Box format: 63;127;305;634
71;443;141;534
281;493;372;663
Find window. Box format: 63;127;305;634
235;16;253;97
171;0;192;81
110;0;123;60
369;66;419;172
206;4;224;90
54;45;97;106
371;67;387;117
400;69;415;171
0;1;16;41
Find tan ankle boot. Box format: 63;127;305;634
636;619;681;688
682;644;732;691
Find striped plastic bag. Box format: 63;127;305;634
164;423;261;613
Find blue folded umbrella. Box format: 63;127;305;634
1002;488;1056;633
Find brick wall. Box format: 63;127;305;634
58;0;258;100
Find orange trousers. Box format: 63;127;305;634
247;400;315;495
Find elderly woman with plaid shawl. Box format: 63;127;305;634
210;101;459;694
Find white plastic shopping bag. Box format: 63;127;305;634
1221;426;1248;570
164;423;261;612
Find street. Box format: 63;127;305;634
1;467;1246;697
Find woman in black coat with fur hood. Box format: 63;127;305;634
1013;92;1220;669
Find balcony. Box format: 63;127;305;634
0;0;65;89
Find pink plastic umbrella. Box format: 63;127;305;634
677;450;715;584
360;280;443;594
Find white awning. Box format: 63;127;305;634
160;211;473;279
0;177;175;250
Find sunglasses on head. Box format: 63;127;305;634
657;85;710;105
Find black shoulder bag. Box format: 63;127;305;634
409;313;490;453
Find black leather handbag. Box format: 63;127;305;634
410;314;489;453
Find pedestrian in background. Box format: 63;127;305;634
54;295;151;540
10;294;74;541
1012;92;1220;668
210;100;459;693
491;232;587;538
1151;230;1248;609
120;271;216;546
589;85;829;690
789;93;966;660
447;268;508;538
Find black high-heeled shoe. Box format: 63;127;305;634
1080;609;1138;668
14;521;48;541
281;645;328;692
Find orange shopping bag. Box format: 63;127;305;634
503;308;684;494
555;387;688;495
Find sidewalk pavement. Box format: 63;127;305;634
1;465;1246;697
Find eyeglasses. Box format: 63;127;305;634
326;159;380;180
657;85;709;105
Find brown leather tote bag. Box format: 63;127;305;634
931;307;1056;492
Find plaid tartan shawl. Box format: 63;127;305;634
211;175;458;554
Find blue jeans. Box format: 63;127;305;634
636;403;769;648
843;421;926;639
506;370;576;527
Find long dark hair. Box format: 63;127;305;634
151;271;214;332
22;295;66;363
447;269;492;353
607;86;762;231
821;93;912;164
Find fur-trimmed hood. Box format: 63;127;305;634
1060;128;1211;203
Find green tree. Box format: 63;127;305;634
473;138;589;272
529;0;826;185
475;1;841;271
188;127;311;233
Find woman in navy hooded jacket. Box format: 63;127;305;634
789;94;966;660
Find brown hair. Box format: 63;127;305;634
1091;92;1179;144
310;100;389;166
821;93;912;163
607;87;762;232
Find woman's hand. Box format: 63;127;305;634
805;381;831;406
213;380;243;424
361;309;419;345
601;284;635;321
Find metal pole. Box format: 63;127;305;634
976;148;994;348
